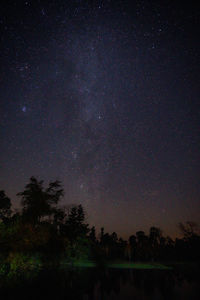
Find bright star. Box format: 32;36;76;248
22;106;27;112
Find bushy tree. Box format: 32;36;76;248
178;221;199;239
17;176;64;224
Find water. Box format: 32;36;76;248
1;266;200;299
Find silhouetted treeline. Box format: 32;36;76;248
0;177;200;274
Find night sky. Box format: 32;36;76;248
1;0;200;239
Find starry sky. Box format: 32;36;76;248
0;0;200;239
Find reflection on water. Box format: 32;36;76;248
1;266;200;299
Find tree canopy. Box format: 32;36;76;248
17;176;64;224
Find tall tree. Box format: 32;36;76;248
149;227;162;247
129;235;136;260
149;227;162;261
136;231;149;260
89;226;96;243
100;227;104;244
17;176;64;224
0;190;11;222
64;204;89;241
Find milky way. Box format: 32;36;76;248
0;1;199;238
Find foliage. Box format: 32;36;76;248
66;236;91;262
178;221;200;239
62;204;89;242
17;176;64;224
0;176;200;280
0;190;11;222
0;253;42;280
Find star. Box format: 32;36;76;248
22;106;27;113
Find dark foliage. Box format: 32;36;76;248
0;177;200;272
0;190;11;223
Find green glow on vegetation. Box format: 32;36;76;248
73;261;96;267
107;263;172;270
63;260;172;270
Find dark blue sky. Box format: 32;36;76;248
0;0;199;238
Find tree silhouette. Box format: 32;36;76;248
89;226;96;243
129;235;136;260
149;227;162;261
17;176;64;225
63;204;89;242
178;221;199;239
149;227;162;245
178;221;200;261
1;176;200;267
136;231;149;260
100;227;104;244
0;190;11;223
111;232;118;243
